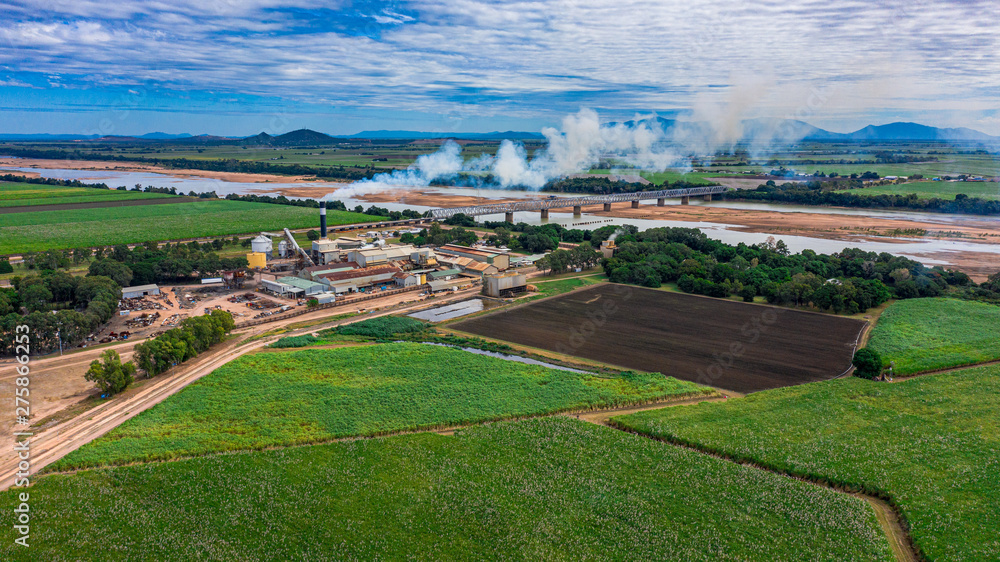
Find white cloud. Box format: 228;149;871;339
0;0;997;131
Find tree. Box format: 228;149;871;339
20;283;53;313
852;348;883;380
85;350;136;395
307;230;320;241
0;259;13;274
88;259;133;288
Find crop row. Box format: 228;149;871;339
0;200;372;253
51;343;710;470
614;364;1000;561
3;418;891;561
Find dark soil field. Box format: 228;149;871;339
452;284;867;393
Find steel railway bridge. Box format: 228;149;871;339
428;185;731;221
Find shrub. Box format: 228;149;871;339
271;335;319;348
328;316;428;339
851;348;883;379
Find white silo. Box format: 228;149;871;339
251;235;273;258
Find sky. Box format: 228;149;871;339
0;0;998;136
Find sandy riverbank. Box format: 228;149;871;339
0;157;326;184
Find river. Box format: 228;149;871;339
5;163;1000;267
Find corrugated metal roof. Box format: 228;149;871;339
277;276;325;290
122;284;159;294
428;268;461;279
428;279;462;291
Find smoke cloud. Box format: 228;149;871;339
332;108;690;196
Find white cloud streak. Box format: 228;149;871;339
0;0;998;131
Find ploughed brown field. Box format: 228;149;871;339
451;284;867;394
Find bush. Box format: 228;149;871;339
270;335;319;348
851;348;883;379
85;350;136;395
328;316;428;339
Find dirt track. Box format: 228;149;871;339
0;287;479;490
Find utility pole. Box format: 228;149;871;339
56;328;63;356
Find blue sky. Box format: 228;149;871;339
1;0;999;136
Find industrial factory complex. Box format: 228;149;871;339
242;201;528;304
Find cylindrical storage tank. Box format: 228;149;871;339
251;235;273;258
278;240;289;258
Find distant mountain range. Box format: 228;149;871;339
1;121;996;144
612;117;1000;143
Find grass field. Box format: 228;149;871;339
453;284;867;393
866;298;1000;375
614;365;1000;561
530;273;607;297
0;181;176;207
52;343;709;470
0;200;373;254
3;417;891;561
842;180;1000;201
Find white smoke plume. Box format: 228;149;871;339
333;140;465;197
332;108;690;196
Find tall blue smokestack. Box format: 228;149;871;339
320;200;327;238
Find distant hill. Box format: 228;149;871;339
842;122;998;141
341;130;544;140
1;121;996;144
239;129;337;146
137;132;193;140
607;117;998;143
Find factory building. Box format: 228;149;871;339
483;272;527;298
316;264;403;294
276;276;326;296
346;245;436;268
436;244;509;270
435;254;499;276
393;272;421;287
122;284;160;299
311;237;367;264
260;278;304;298
427;268;462;281
299;262;361;282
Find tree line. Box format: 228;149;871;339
0;241;251;355
601;226;977;314
0;147;384;181
721;180;1000;216
133;310;234;377
0;273;121;355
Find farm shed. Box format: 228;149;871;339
122;284;160;299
